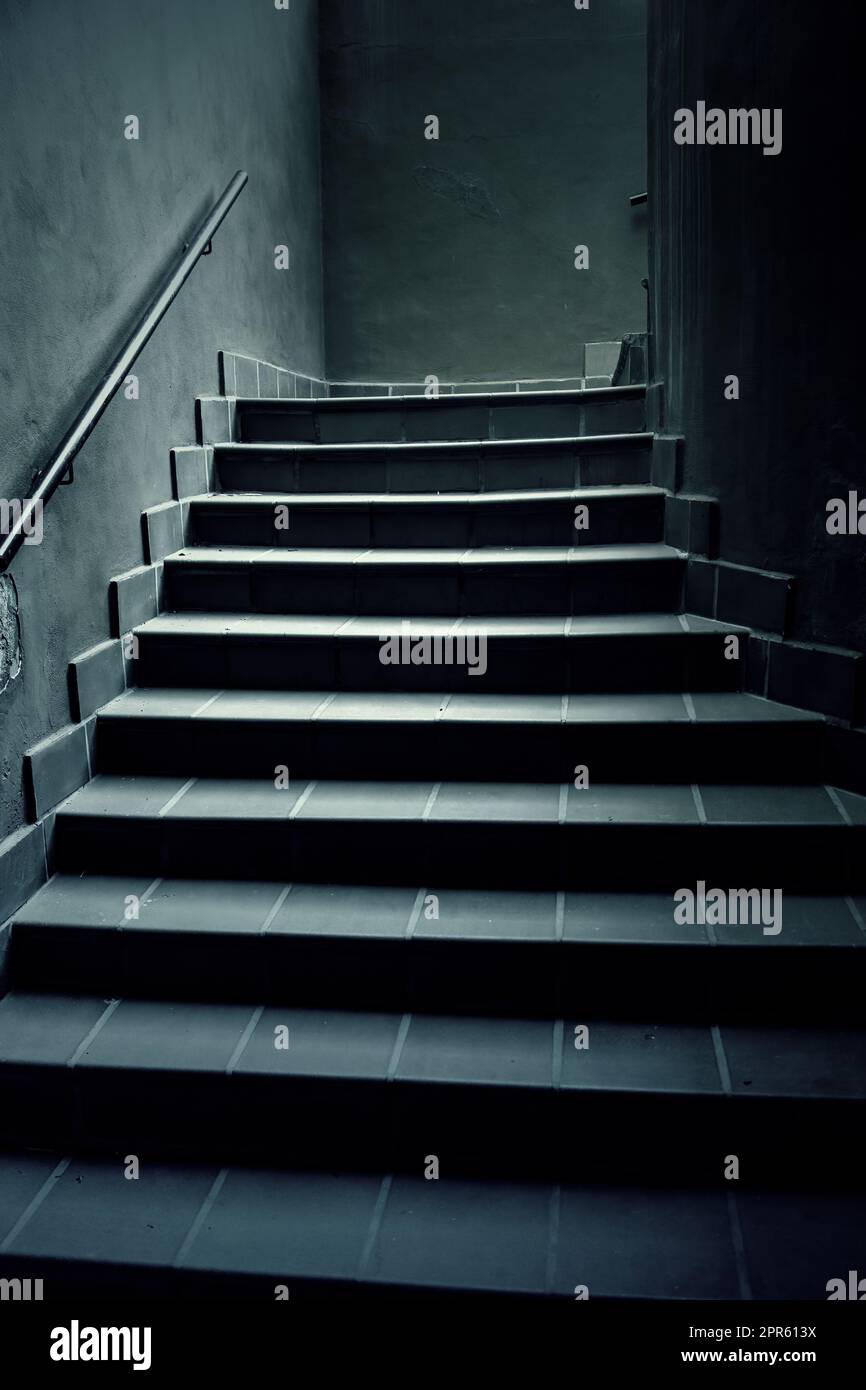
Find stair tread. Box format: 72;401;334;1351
10;366;858;1304
14;877;865;948
99;688;822;727
166;543;681;567
56;775;849;826
242;383;645;408
3;1148;853;1299
138;611;739;639
6;327;859;1305
0;990;864;1098
190;484;664;506
3;991;866;1096
216;432;653;454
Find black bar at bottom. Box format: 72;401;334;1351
0;1297;860;1375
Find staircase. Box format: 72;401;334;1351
1;383;865;1301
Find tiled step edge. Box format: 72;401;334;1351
219;350;328;403
0;824;51;983
22;557;167;826
686;558;794;638
5;352;318;940
4;1153;841;1301
234;388;647;446
654;435;866;726
0;997;864;1182
94;689;824;783
218;338;644;401
654;439;792;630
17;447;214;832
745;633;865;725
11;878;866;1018
825;721;866;797
49;776;866;890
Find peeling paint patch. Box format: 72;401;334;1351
413;166;500;220
0;576;23;694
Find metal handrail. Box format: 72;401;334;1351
0;169;248;573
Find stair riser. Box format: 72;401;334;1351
95;717;823;785
53;817;865;891
11;927;862;1023
189;496;665;549
165;558;685;619
215;443;653;494
0;1063;860;1184
238;394;647;445
136;633;743;694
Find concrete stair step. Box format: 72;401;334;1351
50;775;866;889
163;543;685;617
10;877;865;1021
189;484;666;548
0;991;863;1183
214;433;653;494
236;384;646;445
11;364;861;1303
133;611;746;694
95;689;824;783
1;1151;858;1299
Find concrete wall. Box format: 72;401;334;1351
0;0;323;841
648;0;866;653
320;0;647;383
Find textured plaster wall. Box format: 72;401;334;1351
0;0;324;840
320;0;648;383
648;0;866;653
